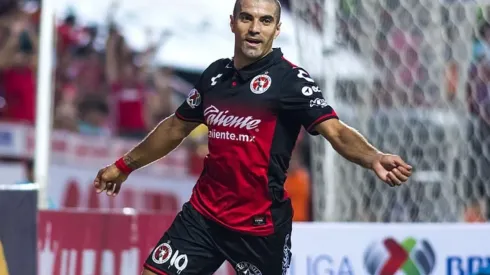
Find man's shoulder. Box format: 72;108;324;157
195;58;232;92
275;57;314;81
202;58;233;76
276;59;317;87
274;57;320;98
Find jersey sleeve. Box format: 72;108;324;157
175;59;229;123
280;67;339;135
175;81;205;123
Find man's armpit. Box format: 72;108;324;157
172;114;201;136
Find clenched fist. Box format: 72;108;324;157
93;164;128;196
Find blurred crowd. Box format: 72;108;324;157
0;0;39;124
464;20;490;223
0;0;313;221
0;1;197;134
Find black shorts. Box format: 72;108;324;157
143;202;292;275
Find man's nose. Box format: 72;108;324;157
248;21;260;34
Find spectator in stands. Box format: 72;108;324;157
0;4;38;124
284;146;311;221
53;74;78;131
54;15;105;132
464;200;487;223
49;1;193;143
78;97;110;136
466;22;490;222
71;25;105;96
56;13;79;54
373;7;429;108
149;67;179;127
474;22;490;61
106;24;150;139
73;44;105;97
466;43;490;222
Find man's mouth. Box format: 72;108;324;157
245;38;262;46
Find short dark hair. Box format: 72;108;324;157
233;0;282;23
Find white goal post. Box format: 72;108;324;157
35;0;56;209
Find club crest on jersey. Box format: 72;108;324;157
250;74;272;94
152;243;173;264
186;89;201;109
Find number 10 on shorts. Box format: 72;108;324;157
151;242;189;274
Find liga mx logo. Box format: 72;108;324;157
364;237;436;275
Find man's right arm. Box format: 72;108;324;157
94;59;227;195
120;114;200;171
115;58;228;172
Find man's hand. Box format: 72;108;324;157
91;115;199;197
93;165;128;196
371;154;412;187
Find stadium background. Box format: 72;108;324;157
0;0;489;274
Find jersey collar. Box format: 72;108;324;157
234;48;283;81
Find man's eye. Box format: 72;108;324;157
262;18;273;24
240;15;252;21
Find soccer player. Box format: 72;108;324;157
93;0;413;274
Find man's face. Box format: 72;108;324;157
230;0;281;60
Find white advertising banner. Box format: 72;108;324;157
288;223;490;275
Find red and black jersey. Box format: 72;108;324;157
176;48;338;236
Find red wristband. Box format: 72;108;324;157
114;157;133;175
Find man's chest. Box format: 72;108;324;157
203;70;282;110
201;70;283;132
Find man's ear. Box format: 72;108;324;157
274;22;282;39
230;15;235;33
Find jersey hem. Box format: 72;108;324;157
189;196;275;237
143;263;171;275
306;113;339;135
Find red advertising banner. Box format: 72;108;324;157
38;210;233;275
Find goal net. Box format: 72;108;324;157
290;0;490;222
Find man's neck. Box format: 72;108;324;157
233;48;273;70
233;55;256;70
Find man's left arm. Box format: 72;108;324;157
314;119;412;186
315;119;380;169
280;67;412;186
